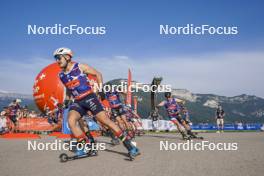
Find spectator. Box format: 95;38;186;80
0;110;8;134
8;100;21;132
22;107;29;118
215;105;225;133
28;111;37;118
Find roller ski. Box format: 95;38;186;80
59;138;98;163
187;131;204;140
180;131;191;140
189;135;204;140
59;146;98;163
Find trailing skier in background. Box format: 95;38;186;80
157;92;201;140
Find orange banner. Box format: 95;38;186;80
17;118;59;131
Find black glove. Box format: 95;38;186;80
63;99;74;108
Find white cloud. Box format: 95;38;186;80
0;57;51;94
0;51;264;98
80;51;264;98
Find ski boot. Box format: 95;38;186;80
76;138;90;155
128;146;140;160
121;135;140;161
125;141;140;161
85;132;98;155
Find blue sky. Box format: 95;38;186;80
0;0;264;97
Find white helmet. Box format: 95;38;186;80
53;47;73;58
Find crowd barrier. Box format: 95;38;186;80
140;119;264;131
10;115;264;134
17;118;55;131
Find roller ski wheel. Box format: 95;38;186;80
59;153;69;162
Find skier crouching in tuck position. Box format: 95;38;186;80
53;47;140;158
157;92;198;140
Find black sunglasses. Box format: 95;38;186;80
54;55;61;61
54;55;63;61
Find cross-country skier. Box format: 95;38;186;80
53;47;139;158
157;92;198;139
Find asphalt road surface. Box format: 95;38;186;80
0;132;264;176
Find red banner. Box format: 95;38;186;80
16;118;59;131
126;69;132;105
133;96;138;114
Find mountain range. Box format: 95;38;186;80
110;79;264;123
1;80;264;123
